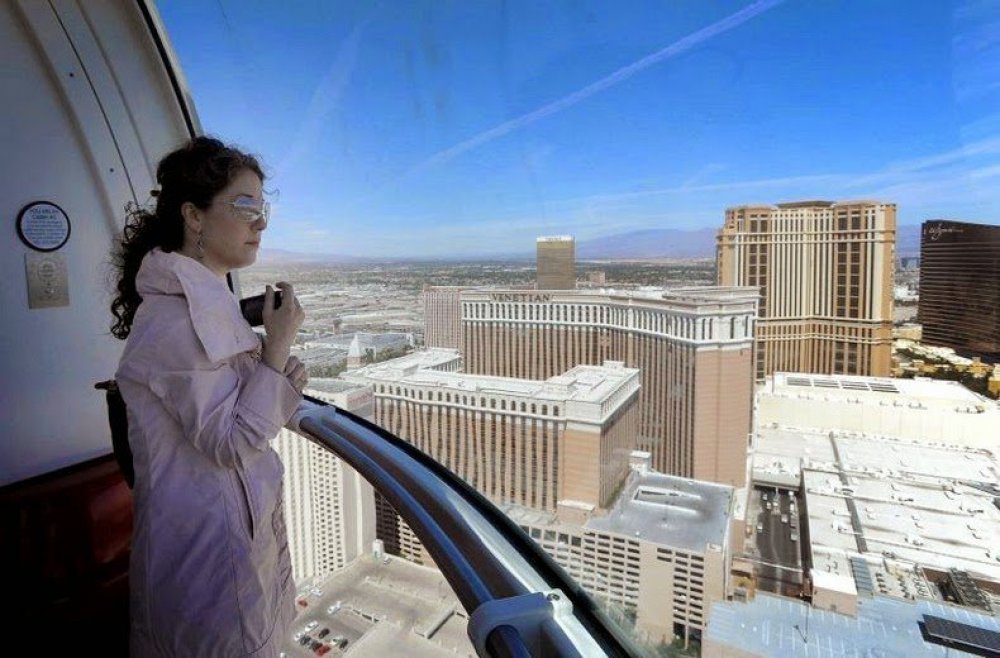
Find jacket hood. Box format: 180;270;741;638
136;248;260;363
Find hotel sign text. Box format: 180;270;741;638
490;293;552;303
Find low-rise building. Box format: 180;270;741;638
751;423;1000;617
756;372;999;450
505;467;735;647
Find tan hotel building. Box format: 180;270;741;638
422;286;468;349
456;287;758;486
506;466;735;646
342;349;641;564
717;200;895;380
537;235;576;290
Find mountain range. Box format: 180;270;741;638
260;224;924;263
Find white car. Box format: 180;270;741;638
305;620;319;632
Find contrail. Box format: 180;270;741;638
413;0;785;173
275;23;366;179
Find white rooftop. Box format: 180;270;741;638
346;356;639;408
586;470;733;552
501;470;733;554
752;425;1000;583
344;348;462;374
771;372;993;407
803;468;1000;583
706;592;1000;658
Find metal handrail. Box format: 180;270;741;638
290;396;646;657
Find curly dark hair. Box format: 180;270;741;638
110;136;264;339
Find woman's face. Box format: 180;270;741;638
196;168;267;277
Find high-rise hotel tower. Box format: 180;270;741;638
918;220;1000;360
537;236;576;290
717;200;895;380
458;287;758;485
274;380;376;585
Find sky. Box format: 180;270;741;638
158;0;1000;258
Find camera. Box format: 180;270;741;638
239;290;283;327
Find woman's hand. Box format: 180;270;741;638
283;356;308;394
261;282;305;373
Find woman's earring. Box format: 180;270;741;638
196;233;205;260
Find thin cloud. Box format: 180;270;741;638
408;0;786;175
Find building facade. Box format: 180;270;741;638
422;286;469;349
460;288;757;485
274;380;376;585
537;235;576;290
918;220;1000;360
717;200;896;379
507;469;734;646
341;351;641;565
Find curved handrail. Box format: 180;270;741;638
291;395;647;657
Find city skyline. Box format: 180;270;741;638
159;1;1000;258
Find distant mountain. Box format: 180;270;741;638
576;228;718;259
255;248;367;265
258;223;925;262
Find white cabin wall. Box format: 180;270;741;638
1;0;195;485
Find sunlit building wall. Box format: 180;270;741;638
460;288;757;486
422;285;469;349
918;220;1000;360
342;352;641;565
508;469;734;646
537;235;576;290
717;200;896;380
274;381;376;585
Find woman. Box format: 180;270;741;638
111;136;307;656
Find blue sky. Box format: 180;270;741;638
159;0;999;258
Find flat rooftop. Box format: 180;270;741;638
344;348;462;374
803;468;1000;583
286;554;473;657
770;372;994;407
499;470;733;553
305;378;368;395
706;592;1000;658
346;358;639;407
586;470;733;552
752;425;1000;584
753;427;998;486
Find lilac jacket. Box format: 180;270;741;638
116;248;301;657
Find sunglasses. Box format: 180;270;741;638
223;195;270;224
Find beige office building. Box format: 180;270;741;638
342;350;641;564
717;200;895;380
460;288;758;485
422;285;469;349
274;380;376;585
537;235;576;290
